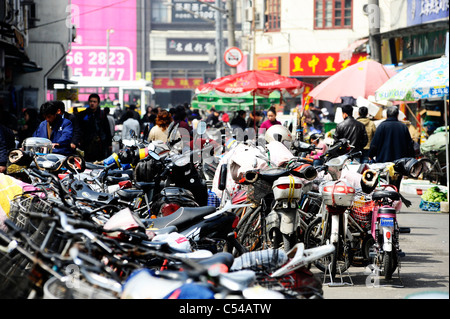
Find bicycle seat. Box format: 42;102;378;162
145;206;217;230
372;190;400;201
196;252;235;269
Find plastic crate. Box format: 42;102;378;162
419;199;440;212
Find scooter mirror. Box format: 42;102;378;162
197;121;207;135
218;164;228;191
8;149;33;166
65;155;86;173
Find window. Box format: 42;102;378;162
265;0;281;32
314;0;352;29
151;0;169;23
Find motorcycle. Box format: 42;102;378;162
142;200;250;255
239;158;318;252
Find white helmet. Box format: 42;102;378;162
264;124;293;145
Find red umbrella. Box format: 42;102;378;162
308;59;397;103
196;70;305;98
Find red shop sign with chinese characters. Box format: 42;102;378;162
152;78;204;89
289;53;367;77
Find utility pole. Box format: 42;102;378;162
215;0;224;78
226;0;236;74
367;0;381;62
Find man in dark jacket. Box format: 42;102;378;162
334;104;368;158
33;101;74;156
77;94;112;162
369;106;415;163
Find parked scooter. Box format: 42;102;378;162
369;186;410;280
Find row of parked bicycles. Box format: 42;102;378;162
0;121;434;299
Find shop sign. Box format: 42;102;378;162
152;77;204;89
256;56;281;73
289;53;367;77
172;0;226;23
167;38;216;55
407;0;449;26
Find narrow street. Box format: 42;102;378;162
312;193;449;299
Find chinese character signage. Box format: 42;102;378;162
289;53;367;77
152;78;204;89
172;0;226;23
167;38;216;55
257;56;281;73
407;0;449;26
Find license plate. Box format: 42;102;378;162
380;218;394;227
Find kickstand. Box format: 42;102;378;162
323;262;354;287
366;259;404;288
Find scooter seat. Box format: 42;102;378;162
117;189;143;200
145;206;216;230
106;175;130;184
372;190;400;201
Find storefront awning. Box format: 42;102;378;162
339;38;369;61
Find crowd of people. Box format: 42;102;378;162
1;95;420;174
303;102;416;165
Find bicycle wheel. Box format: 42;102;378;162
238;209;264;251
304;216;351;277
423;158;445;185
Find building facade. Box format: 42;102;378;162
1;0;73;121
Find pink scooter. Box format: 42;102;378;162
370;185;411;280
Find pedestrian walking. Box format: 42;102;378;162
148;110;173;143
369;106;415;163
259;107;281;135
333;104;368;160
357;106;376;163
230;110;247;131
121;109;141;141
77;94;112;162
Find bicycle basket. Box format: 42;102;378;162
0;250;33;299
8;194;58;248
350;194;374;230
245;179;273;204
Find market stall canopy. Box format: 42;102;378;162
195;70;305;98
375;56;449;101
308;59;397;103
191;91;281;112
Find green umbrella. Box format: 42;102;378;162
191;90;281;112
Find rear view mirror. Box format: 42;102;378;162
218;164;228;191
197;121;207;135
65;155;86;173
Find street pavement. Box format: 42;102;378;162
311;191;449;299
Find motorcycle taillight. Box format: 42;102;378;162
276;184;302;189
232;215;239;229
161;203;181;216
